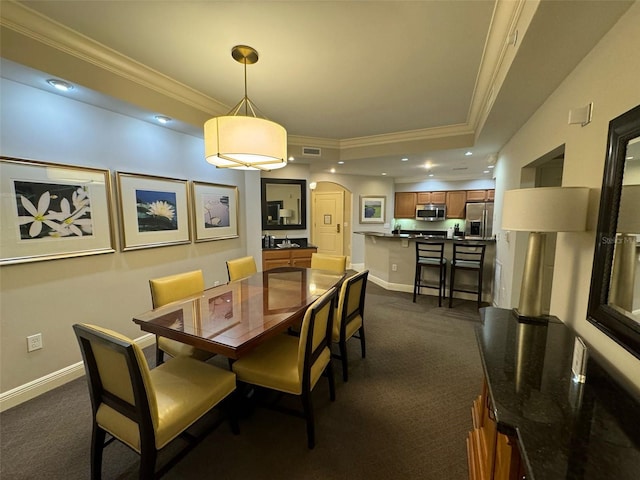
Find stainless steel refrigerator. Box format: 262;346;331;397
465;203;494;239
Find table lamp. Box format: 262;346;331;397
610;184;640;311
279;208;292;225
502;186;589;320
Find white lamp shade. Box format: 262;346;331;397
204;116;287;170
279;209;292;218
502;186;589;232
618;184;640;233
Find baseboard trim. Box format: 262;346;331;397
0;333;155;413
368;273;484;301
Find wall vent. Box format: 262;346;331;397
302;146;322;157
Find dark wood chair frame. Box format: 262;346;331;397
242;287;337;449
73;324;238;480
448;242;487;309
332;270;368;382
413;241;447;307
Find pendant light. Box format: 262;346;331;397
204;45;287;170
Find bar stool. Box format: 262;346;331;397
449;241;486;309
413;241;447;307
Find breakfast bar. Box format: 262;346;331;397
356;231;496;304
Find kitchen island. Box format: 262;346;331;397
356;231;495;304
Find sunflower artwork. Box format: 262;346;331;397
135;189;178;232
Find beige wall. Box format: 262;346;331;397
0;79;257;398
494;3;640;391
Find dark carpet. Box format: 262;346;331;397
0;282;483;479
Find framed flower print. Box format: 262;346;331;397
0;156;115;265
116;172;191;251
191;181;239;242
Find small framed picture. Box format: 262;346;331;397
571;336;588;383
191;181;239;242
116;172;191;251
1;157;115;265
359;195;386;224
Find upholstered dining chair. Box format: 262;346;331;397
226;256;258;282
231;287;338;449
310;253;347;273
333;269;369;382
149;270;213;365
73;323;237;480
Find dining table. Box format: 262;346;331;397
132;267;346;359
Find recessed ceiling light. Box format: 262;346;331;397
338;161;345;164
330;168;336;173
484;170;490;174
626;156;634;160
401;158;409;162
465;151;473;156
381;173;387;176
154;115;171;124
428;173;434;177
425;162;432;170
47;79;73;92
288;156;295;161
488;165;495;169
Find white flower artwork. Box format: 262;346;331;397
15;182;94;240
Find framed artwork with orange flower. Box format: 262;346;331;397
0;156;116;265
116;172;191;251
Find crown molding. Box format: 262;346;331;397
0;1;228;116
468;0;537;137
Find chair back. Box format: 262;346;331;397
297;288;337;389
452;242;486;270
415;241;445;265
226;256;258;282
73;323;156;452
310;253;347;273
335;270;369;340
149;270;204;307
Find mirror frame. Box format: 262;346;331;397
587;104;640;359
260;178;307;230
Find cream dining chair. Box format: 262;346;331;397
231;287;338;449
310;253;347;273
333;269;369;382
149;270;213;365
73;323;237;479
226;256;258;282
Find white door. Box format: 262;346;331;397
312;191;344;255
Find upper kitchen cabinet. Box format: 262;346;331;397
417;191;446;204
446;191;467;218
394;192;417;218
466;189;495;202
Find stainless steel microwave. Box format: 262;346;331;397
416;204;446;221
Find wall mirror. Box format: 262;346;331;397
260;178;306;230
588;104;640;359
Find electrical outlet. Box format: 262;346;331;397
391;264;398;272
27;333;43;352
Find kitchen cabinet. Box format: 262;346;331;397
417;191;446;204
467;189;495;202
394;192;417;218
445;191;466;218
262;247;317;271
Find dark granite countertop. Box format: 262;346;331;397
354;231;495;241
262;245;317;251
477;307;640;479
